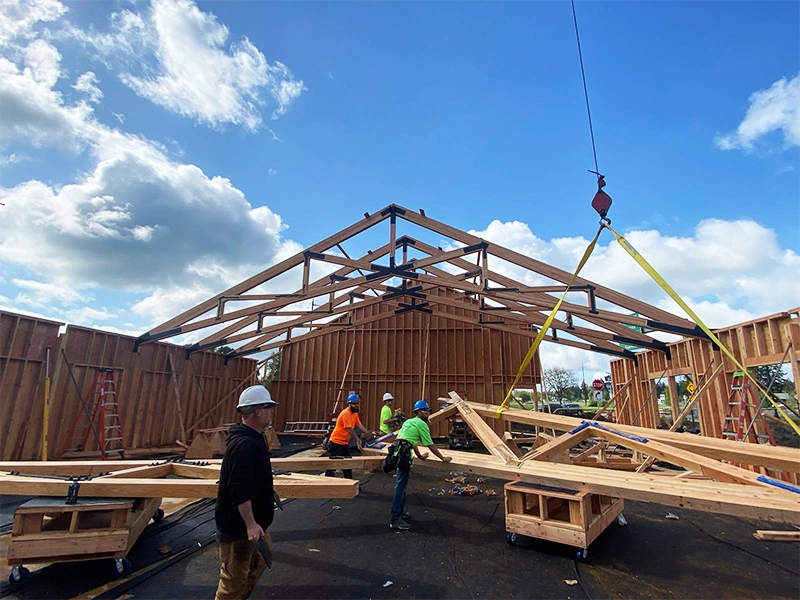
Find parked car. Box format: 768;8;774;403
538;402;584;417
561;403;585;417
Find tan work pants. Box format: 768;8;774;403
214;533;270;600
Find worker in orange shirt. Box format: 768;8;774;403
325;393;372;478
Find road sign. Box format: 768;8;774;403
592;379;604;391
686;382;695;395
594;390;603;402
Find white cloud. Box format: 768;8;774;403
0;0;66;47
716;73;800;151
470;219;800;378
73;71;103;103
0;40;93;150
11;278;91;305
0;152;30;166
0;138;298;292
62;306;118;324
71;0;305;130
0;15;303;331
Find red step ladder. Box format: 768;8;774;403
59;368;125;459
721;371;775;445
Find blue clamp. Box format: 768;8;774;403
567;422;591;435
579;420;649;444
757;476;800;495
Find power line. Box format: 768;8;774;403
571;0;600;175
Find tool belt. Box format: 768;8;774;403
381;439;413;473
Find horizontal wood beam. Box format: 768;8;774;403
0;473;359;499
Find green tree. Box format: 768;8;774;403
752;365;787;393
214;346;234;355
542;367;577;403
257;352;282;389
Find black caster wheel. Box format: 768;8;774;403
153;507;165;522
8;565;30;586
576;548;588;562
505;532;518;546
114;558;133;577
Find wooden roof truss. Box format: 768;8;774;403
136;205;710;360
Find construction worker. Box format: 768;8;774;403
325;393;371;478
390;399;452;531
379;392;394;434
214;385;278;600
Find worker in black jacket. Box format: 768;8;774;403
214;385;278;600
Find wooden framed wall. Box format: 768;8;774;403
0;311;257;461
610;308;800;438
270;293;542;437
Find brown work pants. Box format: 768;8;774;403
214;534;269;600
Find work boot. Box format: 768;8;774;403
390;518;411;531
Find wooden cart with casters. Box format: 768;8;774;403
7;496;162;585
504;481;624;561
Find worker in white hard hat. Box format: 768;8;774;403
214;385;278;600
379;392;394;435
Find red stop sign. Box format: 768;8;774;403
592;379;604;390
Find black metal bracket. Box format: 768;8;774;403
395;299;432;315
134;327;182;352
383;282;426;301
380;205;407;217
478;315;505;325
66;480;80;504
587;286;598;314
480;298;510;311
645;320;711;340
365;264;419;282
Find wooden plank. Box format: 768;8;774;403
752;530;800;542
8;531;129;561
449;392;519;464
167;353;187;443
126;497;161;552
0;473;359;499
98;464;174;479
524;428;593;463
506;514;586;547
590;426;770;486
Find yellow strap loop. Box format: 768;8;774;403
604;223;800;437
497;224;605;417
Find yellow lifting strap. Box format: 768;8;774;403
497;223;605;417
604;222;800;438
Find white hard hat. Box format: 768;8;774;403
383;392;394;401
237;385;278;410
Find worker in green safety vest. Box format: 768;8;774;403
389;400;451;531
379;392;394;434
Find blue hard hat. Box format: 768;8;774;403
347;393;359;403
413;399;430;412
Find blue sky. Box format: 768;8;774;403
1;0;798;377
